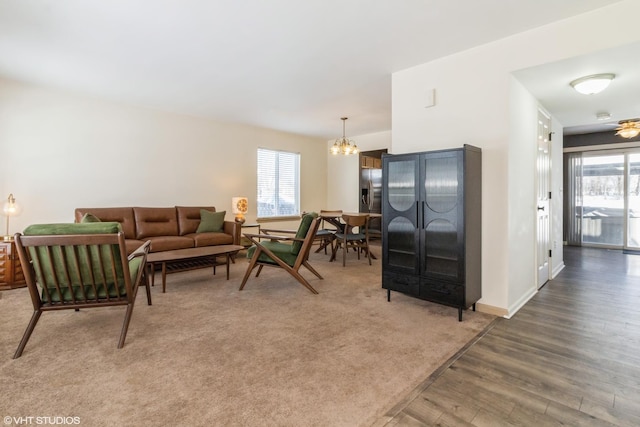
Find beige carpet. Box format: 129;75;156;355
0;249;494;426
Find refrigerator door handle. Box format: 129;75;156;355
368;180;373;210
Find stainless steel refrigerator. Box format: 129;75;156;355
360;167;382;234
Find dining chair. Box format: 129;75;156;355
314;209;343;254
330;214;372;267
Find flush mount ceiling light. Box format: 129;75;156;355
570;73;615;95
330;117;358;156
615;119;640;139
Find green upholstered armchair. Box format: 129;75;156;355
239;212;323;294
12;222;151;358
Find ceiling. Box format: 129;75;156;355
514;40;640;136
0;0;628;140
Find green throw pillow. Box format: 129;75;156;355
80;213;102;223
196;210;225;233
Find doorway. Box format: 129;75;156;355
566;149;640;251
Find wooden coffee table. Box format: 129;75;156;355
146;245;244;293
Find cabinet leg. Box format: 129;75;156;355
387;289;390;302
472;303;476;312
458;307;462;322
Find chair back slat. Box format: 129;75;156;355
70;245;90;302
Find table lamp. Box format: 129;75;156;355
232;197;248;224
3;193;22;241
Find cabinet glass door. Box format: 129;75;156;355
383;155;419;273
421;151;462;281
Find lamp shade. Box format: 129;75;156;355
232;197;248;225
232;197;248;214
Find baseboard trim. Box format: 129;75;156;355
505;287;538;319
551;261;565;279
475;303;508;317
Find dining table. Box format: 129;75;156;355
317;211;381;260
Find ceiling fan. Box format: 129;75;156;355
598;118;640;139
614;119;640;139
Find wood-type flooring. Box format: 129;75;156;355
381;246;640;426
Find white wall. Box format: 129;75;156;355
326;130;391;212
391;0;640;315
0;78;327;234
507;77;538;312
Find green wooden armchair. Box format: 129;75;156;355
239;212;323;294
12;222;151;358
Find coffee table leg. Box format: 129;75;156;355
226;254;230;280
162;262;167;293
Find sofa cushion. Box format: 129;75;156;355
176;206;216;235
196;210;226;233
246;241;297;267
24;222;122;236
75;207;137;239
292;212;317;254
134;207;179;239
190;232;234;247
145;236;194;253
80;213;101;223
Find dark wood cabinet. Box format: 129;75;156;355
382;145;481;321
0;240;27;290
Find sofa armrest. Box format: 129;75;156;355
223;221;241;245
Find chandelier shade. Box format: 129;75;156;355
330;117;358;156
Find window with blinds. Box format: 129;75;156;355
257;148;300;218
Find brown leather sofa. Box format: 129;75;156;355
74;206;240;254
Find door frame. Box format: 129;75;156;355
535;108;552;289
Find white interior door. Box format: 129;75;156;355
536;109;551;288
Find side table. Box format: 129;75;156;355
240;223;261;248
0;240;27;290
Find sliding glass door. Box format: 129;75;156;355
582;154;624;246
573;150;640;250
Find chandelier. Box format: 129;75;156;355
615;119;640;139
330;117;358;155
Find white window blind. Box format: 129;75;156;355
257;148;300;218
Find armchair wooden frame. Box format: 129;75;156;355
239;216;323;294
12;231;151;358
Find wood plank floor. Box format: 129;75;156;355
379;246;640;426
